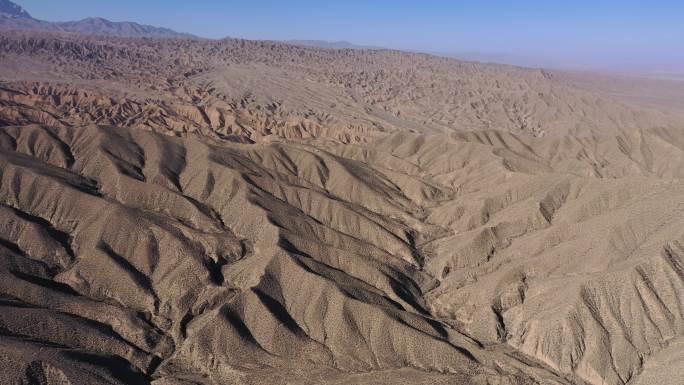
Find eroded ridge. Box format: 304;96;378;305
0;124;683;384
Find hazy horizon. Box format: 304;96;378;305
14;0;684;74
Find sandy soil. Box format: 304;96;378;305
0;31;683;385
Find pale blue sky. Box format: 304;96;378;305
15;1;684;72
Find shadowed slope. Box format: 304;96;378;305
1;124;684;384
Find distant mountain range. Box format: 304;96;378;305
0;0;194;38
0;0;29;18
284;40;384;50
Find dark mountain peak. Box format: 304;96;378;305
0;0;32;19
0;3;195;38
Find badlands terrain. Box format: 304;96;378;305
1;28;684;385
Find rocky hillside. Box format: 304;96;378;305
1;30;684;385
1;32;680;144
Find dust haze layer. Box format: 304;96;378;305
1;29;684;385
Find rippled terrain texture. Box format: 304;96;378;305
1;32;684;385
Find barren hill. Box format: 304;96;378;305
1;31;684;385
3;32;683;143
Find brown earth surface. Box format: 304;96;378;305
1;31;684;385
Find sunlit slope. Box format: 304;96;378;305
1;124;684;384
